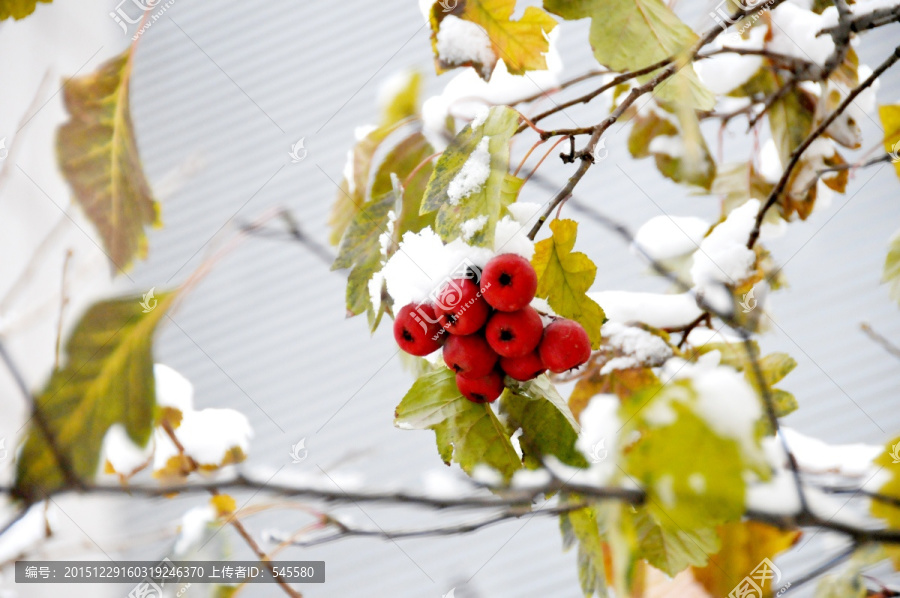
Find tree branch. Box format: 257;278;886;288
747;44;900;249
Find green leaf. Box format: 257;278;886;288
394;369;520;480
756;353;797;387
429;0;557;79
632;506;718;575
420;106;520;246
883;229;900;306
57;48;159;272
878;105;900;181
630;107;715;189
560;506;609;597
532;219;606;348
544;0;713;109
501;386;587;468
0;0;50;20
713;162;779;225
768;86;815;173
624;387;749;530
14;292;177;501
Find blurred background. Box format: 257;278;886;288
0;0;898;596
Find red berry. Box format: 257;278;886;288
443;334;498;379
456;371;504;403
539;319;592;373
484;306;543;358
480;254;538;312
393;303;445;356
435;278;490;335
500;351;545;381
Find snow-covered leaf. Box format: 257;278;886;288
544;0;713;109
420;106;520;246
15;292;176;501
394;369;520;480
532;219;606;348
623;387;750;530
57;48;159;271
428;0;557;80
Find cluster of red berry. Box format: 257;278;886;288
393;254;591;403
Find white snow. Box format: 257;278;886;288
575;394;621;484
759;138;783;183
422;469;472;497
470;105;490;129
0;503;55;562
511;468;553;489
155;363;194;413
100;424;153;475
768;4;837;65
174;504;216;554
447;136;492;205
368;270;385;314
460;215;488;241
780;427;880;478
378;227;494;309
155;408;253;470
506;202;542;225
493;216;535;260
421;29;563;151
599;322;672;375
684;326;742;347
589;290;703;329
379;210;396;256
690;199;759;289
633;215;709;261
435;16;496;77
648;135;686;158
696;27;766;95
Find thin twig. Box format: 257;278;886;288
861;323;900;361
748;45;900;249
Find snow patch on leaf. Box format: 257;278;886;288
436;15;497;79
599;322;672;375
447;136;491;205
633;215;709;262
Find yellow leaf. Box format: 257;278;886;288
14;292;177;502
0;0;51;20
210;494;237;518
691;521;799;597
532;219;605;348
57;48;160;271
878;105;900;181
429;0;557;80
